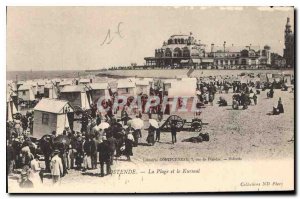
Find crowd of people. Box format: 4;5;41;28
6;107;167;189
7;73;290;189
195;75;288;113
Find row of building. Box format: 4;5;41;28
144;18;294;69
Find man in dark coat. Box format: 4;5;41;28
81;113;89;133
21;116;28;132
121;108;129;125
83;137;92;171
75;137;84;170
98;136;111;177
132;127;139;147
106;134;116;165
170;122;177;144
96;114;101;126
90;136;98;169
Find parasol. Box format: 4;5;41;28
21;146;30;153
54;135;71;145
41;134;54;143
149;119;159;129
128;118;144;130
92;125;101;133
98;122;110;130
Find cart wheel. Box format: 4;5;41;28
195;124;202;132
167;115;184;130
191;122;202;132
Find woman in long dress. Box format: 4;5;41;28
29;155;42;187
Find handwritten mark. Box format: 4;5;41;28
101;22;124;46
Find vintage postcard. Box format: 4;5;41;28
6;6;295;193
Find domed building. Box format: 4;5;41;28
144;33;272;69
144;33;207;68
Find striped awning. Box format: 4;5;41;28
201;58;214;63
191;59;201;64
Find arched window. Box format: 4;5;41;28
182;47;190;57
181;38;184;44
241;59;247;65
241;50;249;57
173;47;182;57
165;48;172;57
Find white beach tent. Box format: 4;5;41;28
18;84;36;101
33;98;74;138
81;92;90;110
6;96;14;122
167;79;197;98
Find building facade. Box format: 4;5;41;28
283;17;294;68
144;33;207;68
206;44;271;69
145;33;271;69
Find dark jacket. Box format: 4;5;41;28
83;140;92;156
107;137;117;153
171;126;177;134
90;139;98;154
98;141;110;162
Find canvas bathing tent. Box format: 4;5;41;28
18;84;35;102
33;98;74;139
7;94;18;122
135;79;151;96
44;83;59;99
59;85;90;110
117;79;137;98
88;83;111;104
164;78;197;115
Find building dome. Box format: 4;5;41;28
167;34;192;45
264;45;271;50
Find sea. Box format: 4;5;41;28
6;70;99;81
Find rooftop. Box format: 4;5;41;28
89;83;109;90
34;98;73;114
60;85;86;93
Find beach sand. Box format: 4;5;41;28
8;88;294;192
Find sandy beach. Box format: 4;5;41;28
97;69;294;79
8;86;294;192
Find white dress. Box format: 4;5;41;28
30;159;42;187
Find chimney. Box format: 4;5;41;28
223;41;226;52
211;43;214;52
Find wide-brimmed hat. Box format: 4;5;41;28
52;149;60;155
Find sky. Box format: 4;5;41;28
6;6;294;71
